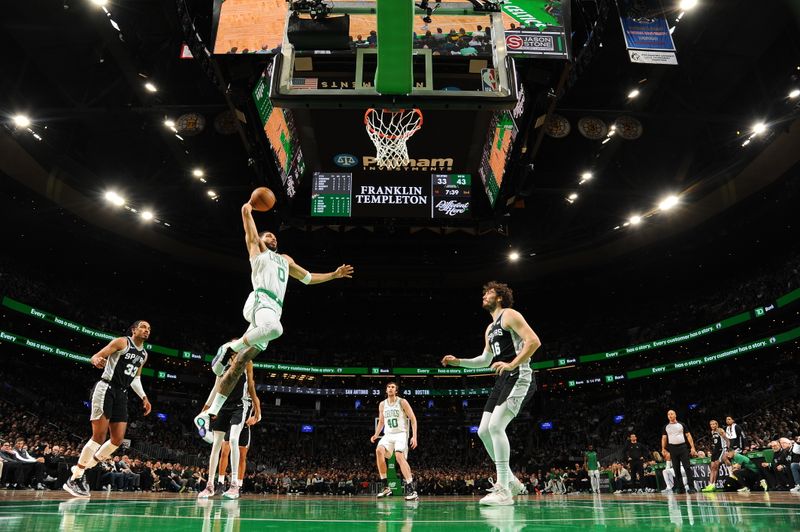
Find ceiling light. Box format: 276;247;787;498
601;138;611;145
789;89;800;99
104;191;125;207
568;193;578;200
627;89;640;99
192;168;204;178
581;172;593;181
658;195;679;211
207;190;217;197
144;82;157;93
679;0;698;10
509;251;520;262
163;119;175;128
751;122;767;135
13;115;31;128
141;210;154;221
90;0;108;6
629;215;642;225
742;139;751;147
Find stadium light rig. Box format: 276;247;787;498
679;0;698;10
658;195;679;211
790;89;800;99
579;172;593;184
751;122;767;136
104;191;125;207
13;114;31;128
508;251;520;262
144;82;158;93
141;210;154;221
627;89;640;99
629;215;642;226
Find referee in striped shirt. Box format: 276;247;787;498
660;409;697;494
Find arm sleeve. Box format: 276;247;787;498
130;376;146;399
14;451;36;463
458;351;493;368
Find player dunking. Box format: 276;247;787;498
441;282;541;506
194;201;353;437
371;382;419;500
701;419;730;492
63;321;153;498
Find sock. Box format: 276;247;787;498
230;337;248;352
74;440;102;478
380;474;387;480
207;393;229;416
95;440;119;462
496;461;510;489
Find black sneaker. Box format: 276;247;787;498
404;482;419;501
214;482;225;496
63;477;90;499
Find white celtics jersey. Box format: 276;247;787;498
382;398;408;435
250;248;289;314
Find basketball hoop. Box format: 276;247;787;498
364;108;423;169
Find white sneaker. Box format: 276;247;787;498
480;485;514;506
661;488;672;494
197;483;215;498
223;482;240;499
790;485;800;493
737;487;750;493
376;486;392;498
212;343;234;376
193;412;214;444
509;477;527;496
759;479;768;492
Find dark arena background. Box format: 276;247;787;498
2;0;800;530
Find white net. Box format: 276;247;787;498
364;109;423;169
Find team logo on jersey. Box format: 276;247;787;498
333;153;358;168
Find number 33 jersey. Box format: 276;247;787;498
102;337;147;387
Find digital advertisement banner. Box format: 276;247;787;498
616;0;678;65
503;0;571;60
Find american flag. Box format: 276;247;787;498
290;78;318;90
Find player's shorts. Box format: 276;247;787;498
378;432;409;456
711;448;726;462
226;424;251;448
242;291;283;351
483;363;536;416
90;380;128;423
210;402;248;432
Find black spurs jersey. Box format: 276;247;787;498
487;311;524;364
101;337;147;388
223;371;250;407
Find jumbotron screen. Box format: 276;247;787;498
311;172;471;219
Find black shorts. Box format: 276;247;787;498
711;448;726;462
483;365;536;416
90;380;128;423
210;402;247;432
226;424;252;448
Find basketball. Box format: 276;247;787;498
249;187;276;211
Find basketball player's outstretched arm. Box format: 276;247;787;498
440;324;493;368
490;310;541;375
245;362;261;425
241;203;266;258
283;254;354;285
370;402;385;443
401;399;418;449
89;337;128;368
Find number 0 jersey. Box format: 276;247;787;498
487;311;524;364
101;337;147;388
250;248;289;317
381;398;408;434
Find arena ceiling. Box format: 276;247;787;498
1;0;799;280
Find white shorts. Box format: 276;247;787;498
242;292;282;350
378;432;409;456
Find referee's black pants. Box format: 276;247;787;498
629;460;644;488
667;443;694;492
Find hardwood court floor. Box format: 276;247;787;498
1;491;799;530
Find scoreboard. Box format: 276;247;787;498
311;172;471;219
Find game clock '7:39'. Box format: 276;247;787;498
431;174;471;219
